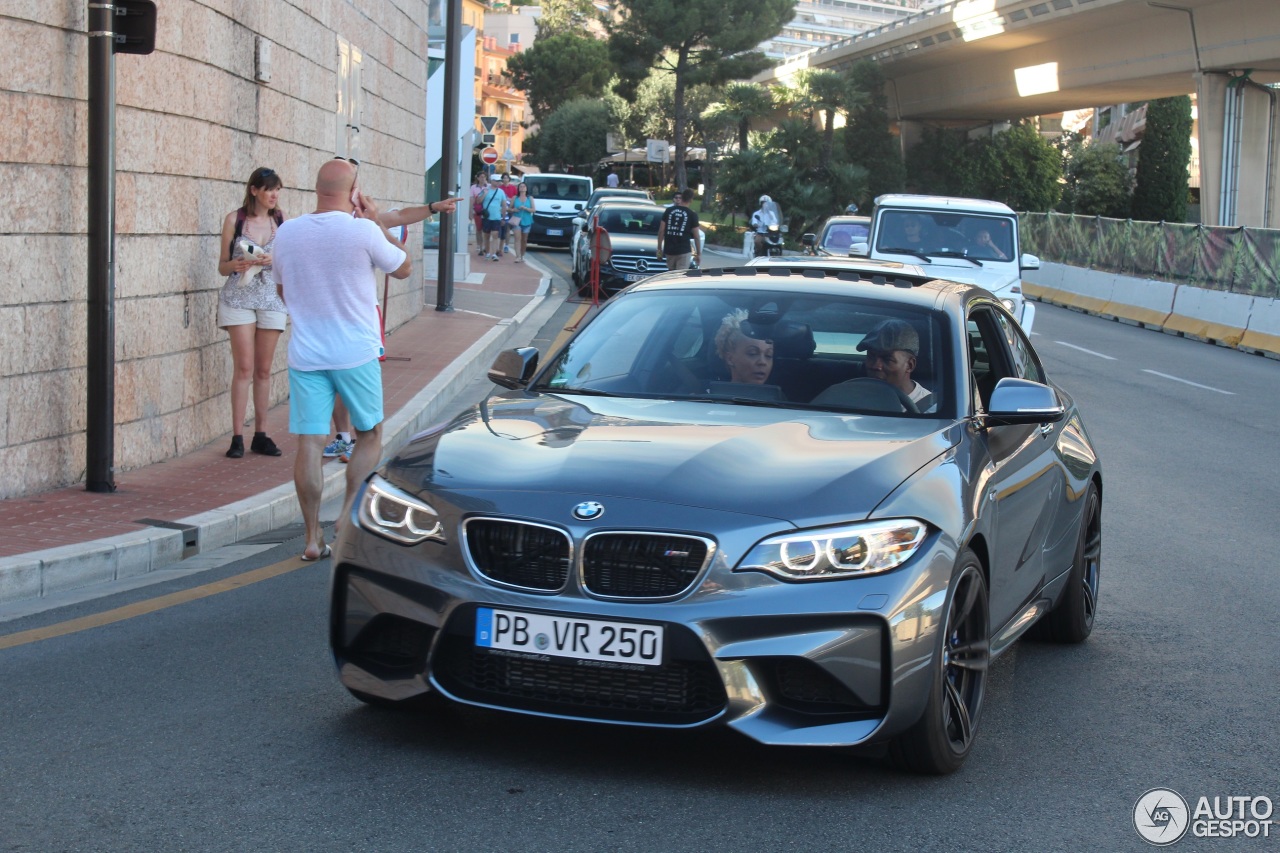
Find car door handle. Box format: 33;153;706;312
1039;423;1053;437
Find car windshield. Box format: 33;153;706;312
821;221;870;252
525;177;591;201
595;207;662;235
876;210;1015;262
534;288;951;417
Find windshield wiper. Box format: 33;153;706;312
879;246;932;263
930;251;983;267
541;386;621;397
684;396;789;409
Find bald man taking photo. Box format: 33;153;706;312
272;158;412;562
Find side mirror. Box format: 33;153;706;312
849;241;869;257
488;347;540;390
985;378;1065;426
801;233;817;247
572;217;585;227
1020;253;1040;271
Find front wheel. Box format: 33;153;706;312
890;554;990;774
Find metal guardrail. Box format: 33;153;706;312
1020;212;1280;299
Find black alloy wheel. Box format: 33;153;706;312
1036;482;1101;643
891;553;990;774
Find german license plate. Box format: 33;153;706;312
625;273;647;282
546;228;564;237
475;607;664;666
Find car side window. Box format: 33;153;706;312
967;306;1015;411
992;311;1044;384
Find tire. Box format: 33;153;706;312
890;554;990;775
1037;483;1101;644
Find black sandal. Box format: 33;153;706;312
251;432;282;457
226;435;244;458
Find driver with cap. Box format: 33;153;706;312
858;319;935;412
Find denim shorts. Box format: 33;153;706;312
288;359;384;435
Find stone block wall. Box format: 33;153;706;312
0;0;429;498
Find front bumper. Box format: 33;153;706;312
529;216;577;246
329;499;958;748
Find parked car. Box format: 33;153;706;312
521;173;594;247
801;215;871;255
585;187;652;209
330;263;1103;774
570;194;658;271
571;202;669;297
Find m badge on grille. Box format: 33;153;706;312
572;501;605;521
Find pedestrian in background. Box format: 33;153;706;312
657;189;702;270
469;172;487;255
509;181;534;263
272;159;411;562
479;177;507;261
216;166;288;459
499;173;518;255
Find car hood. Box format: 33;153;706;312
386;394;958;526
911;258;1021;294
602;234;659;255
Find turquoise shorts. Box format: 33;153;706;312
288;359;384;435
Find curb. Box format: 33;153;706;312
0;281;554;607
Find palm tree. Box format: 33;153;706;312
702;82;776;153
790;70;867;171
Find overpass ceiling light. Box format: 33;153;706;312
1015;61;1060;97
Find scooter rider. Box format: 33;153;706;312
751;195;781;257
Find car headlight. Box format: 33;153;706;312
357;474;445;546
1001;298;1017;312
736;520;927;581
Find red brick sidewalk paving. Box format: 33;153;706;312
0;254;550;566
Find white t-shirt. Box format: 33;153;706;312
606;173;619;187
273;212;407;371
909;381;937;413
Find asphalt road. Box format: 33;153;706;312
2;256;1278;852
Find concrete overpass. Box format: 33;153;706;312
763;0;1280;227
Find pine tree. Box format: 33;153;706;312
1130;96;1193;222
609;0;794;190
842;60;905;209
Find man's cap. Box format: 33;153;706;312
857;319;919;355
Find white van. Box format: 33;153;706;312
521;173;593;247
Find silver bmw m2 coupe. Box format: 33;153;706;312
330;263;1102;774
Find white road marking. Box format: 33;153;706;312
1054;341;1117;360
1142;369;1236;395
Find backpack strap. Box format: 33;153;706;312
232;208;247;243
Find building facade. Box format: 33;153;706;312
2;2;432;498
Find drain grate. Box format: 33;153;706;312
135;518;199;557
